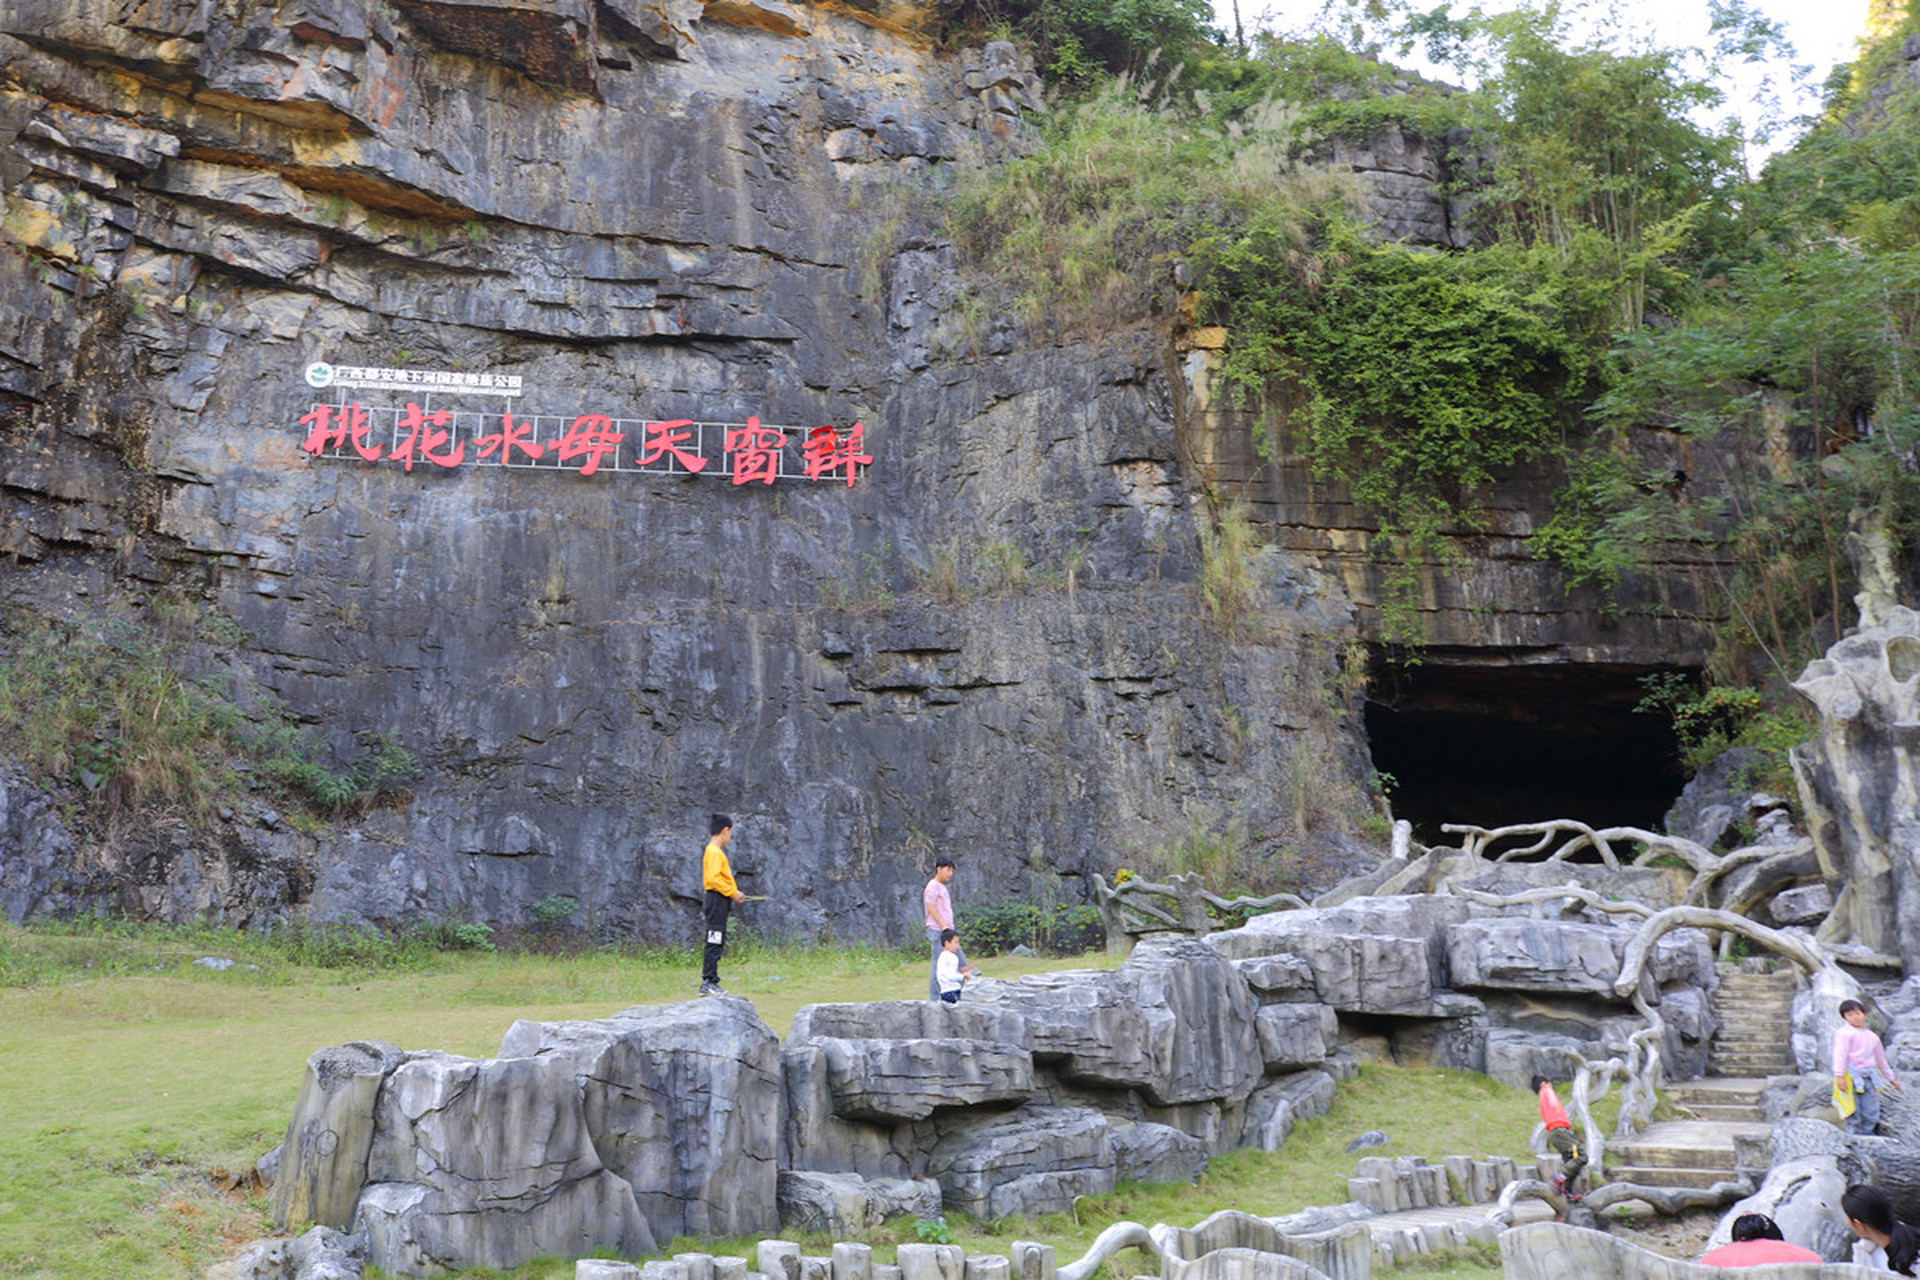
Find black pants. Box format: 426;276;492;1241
702;890;732;985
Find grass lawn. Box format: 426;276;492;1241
0;925;1558;1280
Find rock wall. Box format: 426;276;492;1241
0;0;1718;937
0;0;1391;939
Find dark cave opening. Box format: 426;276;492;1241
1363;657;1693;846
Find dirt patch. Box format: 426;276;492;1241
1601;1205;1723;1260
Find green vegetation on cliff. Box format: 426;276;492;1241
955;0;1220;82
0;596;417;824
948;0;1920;725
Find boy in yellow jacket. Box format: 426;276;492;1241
701;814;745;996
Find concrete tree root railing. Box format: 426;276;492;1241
1491;1174;1753;1228
1077;1208;1370;1280
1438;876;1883;1145
1437;815;1913;967
574;1212;1372;1280
1498;1219;1886;1280
1093;872;1309;951
1438;821;1825;919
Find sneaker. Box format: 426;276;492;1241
700;982;727;996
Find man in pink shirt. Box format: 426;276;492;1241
923;857;976;1000
1835;998;1903;1135
1699;1214;1823;1267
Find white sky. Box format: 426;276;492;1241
1216;0;1876;159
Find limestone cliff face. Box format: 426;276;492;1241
0;0;1383;938
0;1;1705;938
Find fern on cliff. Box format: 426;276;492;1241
0;596;416;822
943;80;1359;334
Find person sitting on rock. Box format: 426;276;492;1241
1530;1074;1586;1200
1844;1185;1920;1275
1835;998;1902;1135
935;929;975;1004
1698;1213;1822;1266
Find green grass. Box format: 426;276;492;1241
0;926;1551;1280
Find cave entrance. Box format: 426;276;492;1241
1363;656;1692;846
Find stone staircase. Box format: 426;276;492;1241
1603;970;1798;1191
1605;1080;1771;1188
1708;968;1799;1077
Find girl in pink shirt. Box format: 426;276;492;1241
1835;999;1903;1135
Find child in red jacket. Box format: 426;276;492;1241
1532;1074;1587;1200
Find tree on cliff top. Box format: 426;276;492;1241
955;0;1221;81
1546;3;1920;692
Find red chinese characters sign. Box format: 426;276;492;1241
294;363;871;487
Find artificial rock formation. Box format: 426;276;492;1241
774;1170;942;1237
1208;881;1720;1094
496;998;783;1241
272;997;786;1274
1707;1119;1860;1263
255;854;1911;1278
266;936;1349;1275
355;1050;658;1273
1793;606;1920;971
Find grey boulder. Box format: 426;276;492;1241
1255;1004;1336;1070
926;1105;1114;1219
810;1034;1035;1122
499;996;782;1240
1108;1120;1208;1185
1445;918;1710;998
273;1040;406;1231
775;1169;942;1235
356;1051;656;1274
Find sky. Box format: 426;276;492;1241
1215;0;1877;160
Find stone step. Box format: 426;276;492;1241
1710;1048;1795;1065
1667;1076;1770;1097
1714;991;1798;1008
1667;1077;1769;1106
1680;1103;1765;1123
1715;969;1800;984
1713;1001;1798;1018
1607;1120;1762;1170
1715;1006;1797;1020
1709;1057;1796;1075
1709;1063;1794;1080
